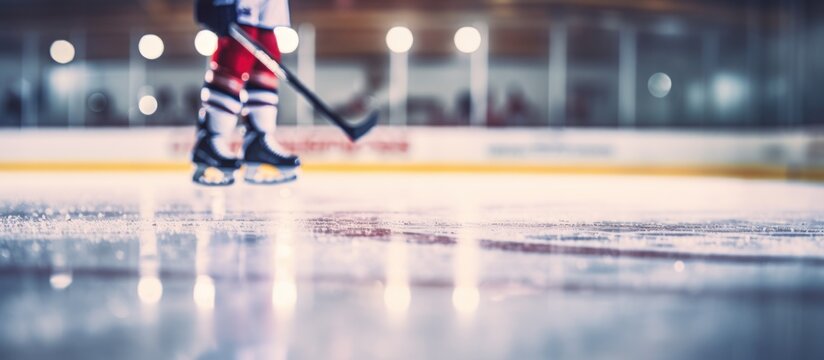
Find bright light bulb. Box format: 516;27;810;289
50;40;75;64
713;73;747;110
648;72;673;98
274;27;300;54
454;27;482;54
139;34;165;60
386;26;414;54
138;95;158;115
194;30;218;56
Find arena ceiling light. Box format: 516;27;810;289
648;72;673;98
194;30;219;57
50;40;75;64
454;26;482;54
138;95;159;116
713;73;747;111
386;26;414;54
274;27;300;54
139;34;165;60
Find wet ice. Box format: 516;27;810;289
1;172;824;359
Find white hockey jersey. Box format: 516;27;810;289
236;0;291;29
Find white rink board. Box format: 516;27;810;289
0;127;822;169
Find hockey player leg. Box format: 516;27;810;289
242;29;300;185
221;5;299;184
242;70;300;185
192;90;243;186
192;117;242;186
192;35;256;186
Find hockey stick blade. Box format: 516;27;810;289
344;109;379;141
229;24;379;142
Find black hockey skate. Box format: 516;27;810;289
192;134;243;186
242;130;300;185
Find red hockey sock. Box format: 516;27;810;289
254;28;282;68
207;25;264;96
244;28;282;134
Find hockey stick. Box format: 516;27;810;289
229;24;379;142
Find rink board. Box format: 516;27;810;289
0;127;822;180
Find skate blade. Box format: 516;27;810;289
244;163;299;185
193;165;236;186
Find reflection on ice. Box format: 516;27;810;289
195;227;212;275
50;244;72;291
674;260;686;273
384;235;411;317
138;276;163;304
139;228;158;271
452;201;481;317
210;190;226;221
138;219;162;305
271;207;297;315
139;186;155;221
272;281;297;313
451;286;480;315
384;284;411;316
49;272;73;290
194;226;215;311
193;275;216;311
2;173;824;359
269;199;299;360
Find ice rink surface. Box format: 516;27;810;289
1;171;824;359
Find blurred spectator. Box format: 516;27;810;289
408;97;448;126
86;90;112;126
452;89;501;127
456;89;510;127
455;90;472;126
1;86;22;127
485;89;504;127
568;85;593;127
86;90;131;127
336;61;386;121
336;93;371;119
502;85;533;127
150;86;179;126
185;86;202;122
